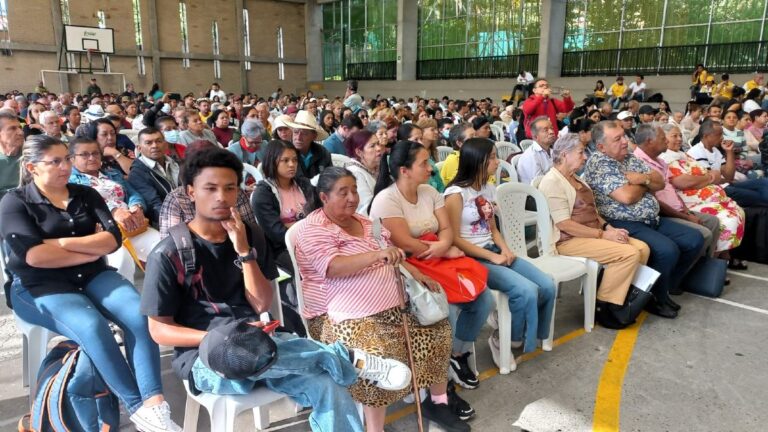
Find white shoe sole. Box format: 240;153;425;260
448;366;478;389
488;335;518;373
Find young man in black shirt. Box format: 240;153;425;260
140;148;410;431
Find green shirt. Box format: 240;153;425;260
0;152;21;201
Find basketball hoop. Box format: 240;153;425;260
86;49;98;66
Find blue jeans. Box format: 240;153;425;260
607;218;704;301
479;257;556;353
725;178;768;207
11;270;161;414
447;289;494;353
192;333;363;432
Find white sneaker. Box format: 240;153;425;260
539;338;553;352
130;401;182;432
402;388;428;404
352;348;412;391
488;331;517;372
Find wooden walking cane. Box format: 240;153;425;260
372;219;425;432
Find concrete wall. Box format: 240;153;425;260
1;0;306;95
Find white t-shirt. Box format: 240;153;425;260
687;142;724;171
369;184;443;238
209;89;227;103
629;81;646;96
444;184;496;247
744;99;761;113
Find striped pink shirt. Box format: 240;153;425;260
296;209;402;323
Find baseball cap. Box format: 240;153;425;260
198;318;278;380
638;105;657;115
617;111;633;120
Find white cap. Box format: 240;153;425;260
617;111;633;120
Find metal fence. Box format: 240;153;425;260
345;61;397;80
417;54;539;80
562;41;768;76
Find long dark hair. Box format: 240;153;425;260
261;139;298;181
372;140;426;199
448;138;495;189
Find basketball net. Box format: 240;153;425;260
86;49;97;68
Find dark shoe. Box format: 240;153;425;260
448;352;479;389
447;381;476;421
664;297;681;312
728;260;748;270
644;300;678;319
421;397;471;432
725;278;731;286
595;301;630;329
668;288;684;296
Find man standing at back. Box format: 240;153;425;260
521;78;574;139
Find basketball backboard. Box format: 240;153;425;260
63;25;114;54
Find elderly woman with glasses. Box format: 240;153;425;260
538;133;650;329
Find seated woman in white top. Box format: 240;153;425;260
443;137;556;370
342;129;384;215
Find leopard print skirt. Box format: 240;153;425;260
308;307;452;407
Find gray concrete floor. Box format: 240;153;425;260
1;264;766;432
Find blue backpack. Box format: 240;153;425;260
18;340;120;432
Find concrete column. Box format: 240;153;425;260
537;0;567;79
305;0;324;82
147;0;162;87
235;0;248;93
396;0;418;80
48;0;69;92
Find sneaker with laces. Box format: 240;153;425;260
351;348;411;391
447;380;475;421
129;401;182;432
448;352;479;389
488;331;517;372
421;397;471;432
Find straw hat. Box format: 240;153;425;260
83;104;105;122
272;114;292;131
283;110;329;141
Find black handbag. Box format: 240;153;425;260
596;285;653;329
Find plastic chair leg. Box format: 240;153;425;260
496;292;513;375
252;405;270;430
21;334;29;388
543;282;559;352
26;326;53;390
582;270;597;333
182;394;201;432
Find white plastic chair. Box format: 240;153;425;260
331;153;353;167
495;159;518;184
181;279;295;432
436;145;453;162
490;124;504;142
284;221;310;337
495;142;520;161
519;139;535;152
241;163;263;188
14;312;58;390
493;121;507;129
494;182;589;372
435;160;446;174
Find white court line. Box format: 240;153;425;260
727;270;768;283
693;294;768;316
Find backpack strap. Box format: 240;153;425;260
47;348;81;431
168;223;196;289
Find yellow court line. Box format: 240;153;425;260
385;327;588;425
592;312;648;432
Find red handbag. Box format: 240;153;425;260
405;234;488;304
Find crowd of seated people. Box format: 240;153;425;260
0;70;767;431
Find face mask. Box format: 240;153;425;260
442;129;450;139
163;129;179;144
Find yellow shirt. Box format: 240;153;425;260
717;81;734;99
199;112;212;123
440;151;496;185
609;83;626;98
594;89;606;98
745;79;760;92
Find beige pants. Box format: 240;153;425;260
557;238;650;305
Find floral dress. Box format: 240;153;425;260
664;151;745;252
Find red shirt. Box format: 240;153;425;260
521;94;575;138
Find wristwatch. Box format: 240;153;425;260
234;248;258;269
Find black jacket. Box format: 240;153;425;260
127;158;179;225
297;142;332;179
250;176;317;259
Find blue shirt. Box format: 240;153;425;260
582;151;659;225
322;132;346;156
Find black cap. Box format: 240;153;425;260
639;105;657;115
199;318;278;379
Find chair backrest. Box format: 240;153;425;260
241;163;263;188
284;220;310;336
493;121;507;129
510;153;523;171
435;160;446;173
495;182;554;257
495;159;518;184
436;145;453;162
519;139;535;152
331;153;352;167
495;142;520;161
490;124;504;141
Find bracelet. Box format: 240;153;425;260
114;152;122;160
601;222;609;230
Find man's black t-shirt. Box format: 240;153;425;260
140;223;278;378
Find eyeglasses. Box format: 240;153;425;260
36;156;73;167
74;151;102;160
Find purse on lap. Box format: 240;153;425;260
398;266;449;326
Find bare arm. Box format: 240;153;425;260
555;219;603;239
381;217;429;256
326;249;396;278
147;316;207;348
241;259;273;316
719;141;736;182
670;172;714;190
609;184;647;205
445;193;497;261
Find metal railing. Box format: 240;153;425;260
345;61;397;80
562;41;768;76
417;54;539;80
